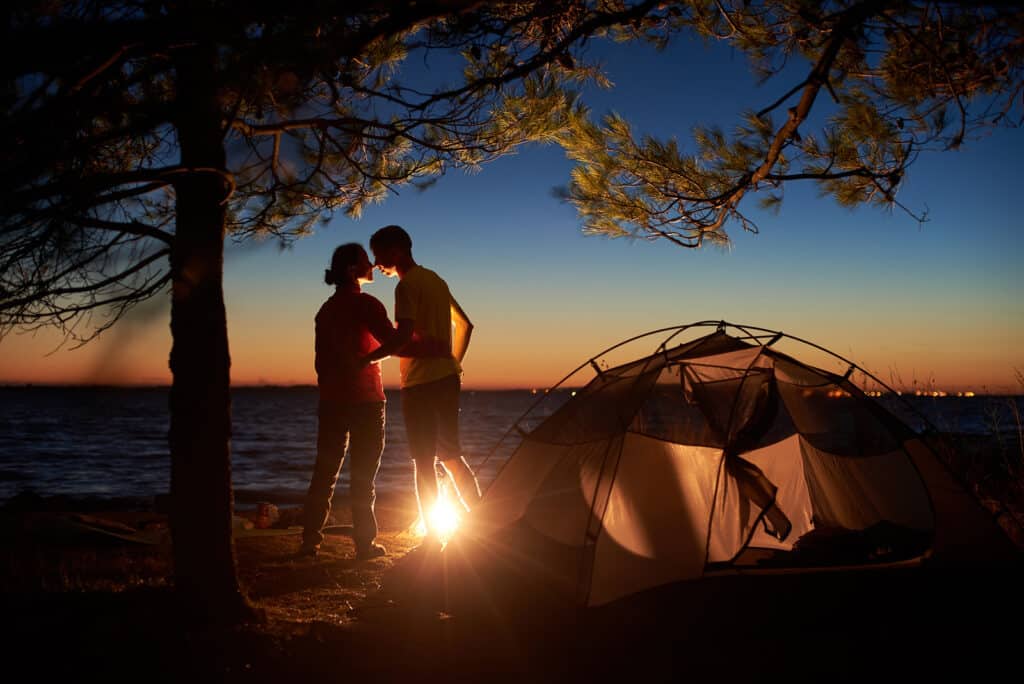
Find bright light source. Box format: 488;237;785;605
429;496;460;542
410;481;462;546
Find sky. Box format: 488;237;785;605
1;36;1021;393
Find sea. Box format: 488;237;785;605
0;386;1021;508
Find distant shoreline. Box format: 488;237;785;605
1;383;1021;397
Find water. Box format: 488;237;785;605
0;386;1020;506
0;386;565;505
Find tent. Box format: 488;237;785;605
467;322;1018;607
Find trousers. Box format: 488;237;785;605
303;399;385;551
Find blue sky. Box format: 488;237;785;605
1;33;1021;391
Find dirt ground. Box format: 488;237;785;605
2;489;1022;683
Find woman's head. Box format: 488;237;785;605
325;243;373;286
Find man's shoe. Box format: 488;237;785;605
355;542;387;561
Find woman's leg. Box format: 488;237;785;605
302;399;349;551
348;401;386;552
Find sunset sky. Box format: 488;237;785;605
1;37;1021;393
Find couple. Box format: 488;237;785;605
298;224;481;560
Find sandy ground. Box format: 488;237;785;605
2;489;1022;683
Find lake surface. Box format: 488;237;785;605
0;386;1020;506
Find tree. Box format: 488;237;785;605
557;1;1024;247
0;0;663;623
5;0;1020;625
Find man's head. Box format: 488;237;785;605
370;224;413;277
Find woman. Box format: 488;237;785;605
298;243;396;560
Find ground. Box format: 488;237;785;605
2;478;1022;683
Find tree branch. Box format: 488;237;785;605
703;0;887;235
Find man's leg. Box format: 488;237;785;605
435;374;481;510
348;401;386;555
401;383;440;534
302;399;349;551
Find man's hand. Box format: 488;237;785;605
366;318;414;363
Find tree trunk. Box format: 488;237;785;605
169;45;257;625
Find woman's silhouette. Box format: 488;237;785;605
298;243;396;560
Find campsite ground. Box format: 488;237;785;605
4;491;1022;683
3;430;1022;683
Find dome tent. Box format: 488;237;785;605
467;321;1018;607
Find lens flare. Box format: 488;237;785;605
411;481;462;546
429;496;461;542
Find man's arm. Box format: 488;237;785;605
364;297;399;349
362;318;414;364
450;296;473;364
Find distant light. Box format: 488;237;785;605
571;390;577;397
964;391;976;397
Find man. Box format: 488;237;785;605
298;243;394;561
365;225;481;546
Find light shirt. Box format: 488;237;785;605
394;265;461;388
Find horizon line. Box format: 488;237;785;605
1;382;1021;397
0;382;570;392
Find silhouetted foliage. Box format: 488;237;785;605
0;0;662;624
557;1;1024;247
2;0;661;340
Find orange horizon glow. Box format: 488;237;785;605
1;319;1021;395
9;328;1020;400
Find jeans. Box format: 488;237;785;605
401;374;481;530
303;399;385;551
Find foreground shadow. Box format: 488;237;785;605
5;538;1020;683
364;534;1024;682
